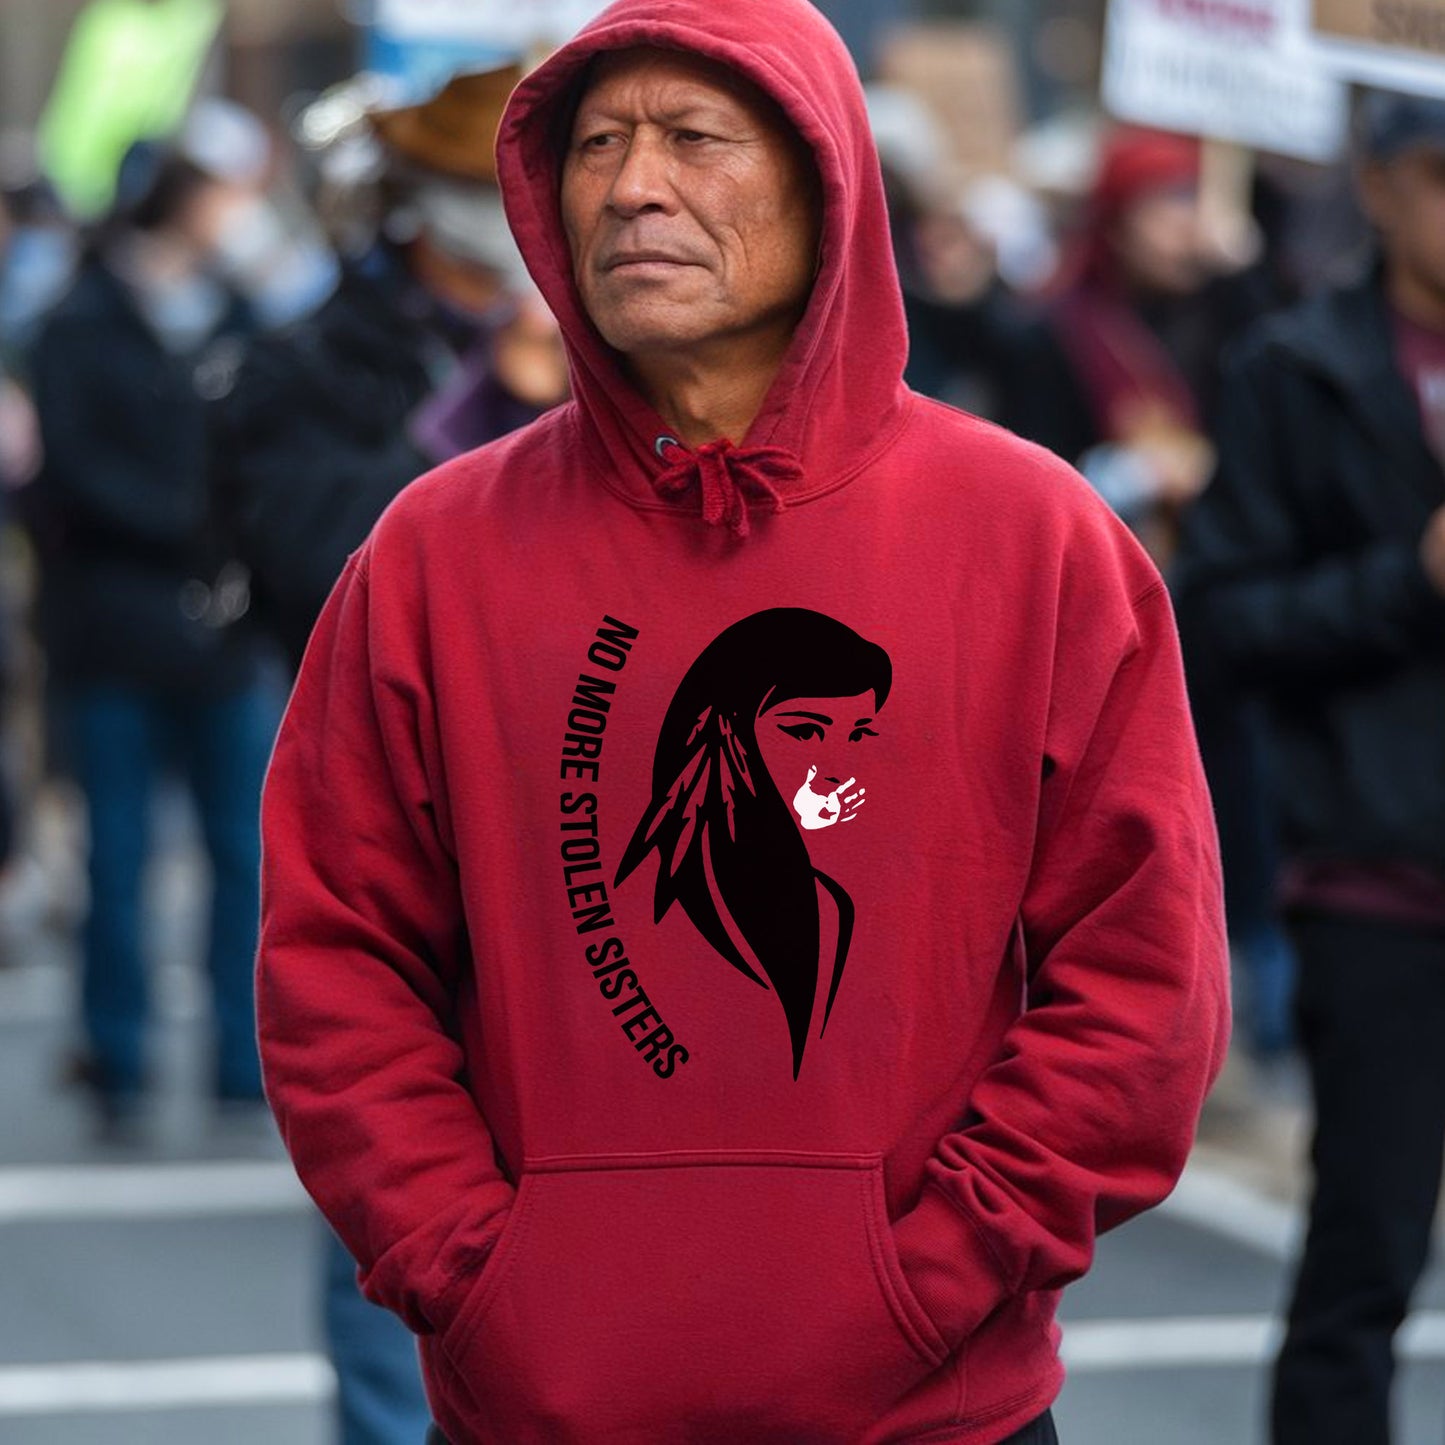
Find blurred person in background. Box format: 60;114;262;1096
208;63;567;1445
868;84;1039;420
26;124;283;1140
1011;127;1217;566
1015;124;1298;1060
209;63;568;675
0;185;42;907
0;155;79;363
1177;91;1445;1445
0;155;84;960
0;178;51;497
176;97;338;331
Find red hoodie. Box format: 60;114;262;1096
257;2;1231;1441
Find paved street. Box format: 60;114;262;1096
3;790;1444;1444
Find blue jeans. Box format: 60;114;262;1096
326;1229;432;1445
69;679;281;1099
1235;918;1297;1057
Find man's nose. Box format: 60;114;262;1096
606;131;676;216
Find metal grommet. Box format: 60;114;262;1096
654;434;682;458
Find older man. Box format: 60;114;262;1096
257;2;1229;1442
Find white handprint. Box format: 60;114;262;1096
792;765;867;831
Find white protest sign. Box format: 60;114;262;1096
1310;0;1445;98
375;0;610;48
1103;0;1350;161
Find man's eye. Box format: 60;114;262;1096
578;132;618;152
849;727;878;743
779;722;824;742
675;130;711;145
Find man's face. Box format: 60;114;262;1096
1362;146;1445;305
560;47;821;366
1109;184;1204;297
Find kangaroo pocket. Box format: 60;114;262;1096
440;1150;950;1444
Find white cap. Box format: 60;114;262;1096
180;98;272;187
414;180;528;286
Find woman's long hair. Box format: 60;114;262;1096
615;609;891;1078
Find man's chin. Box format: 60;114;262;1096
594;308;721;358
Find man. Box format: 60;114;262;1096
258;3;1230;1442
1178;92;1445;1445
30;136;282;1138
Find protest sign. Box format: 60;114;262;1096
1310;0;1445;97
1103;0;1349;161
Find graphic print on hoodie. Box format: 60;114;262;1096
616;608;892;1079
256;0;1231;1442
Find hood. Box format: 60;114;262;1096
495;0;910;533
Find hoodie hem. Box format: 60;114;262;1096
890;1376;1061;1444
424;1378;1064;1445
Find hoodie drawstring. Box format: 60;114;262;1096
652;438;801;538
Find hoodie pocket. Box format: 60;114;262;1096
441;1150;949;1444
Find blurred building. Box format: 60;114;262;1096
225;0;355;120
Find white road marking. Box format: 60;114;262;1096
1063;1314;1281;1371
6;1313;1445;1415
0;1356;335;1415
1156;1157;1301;1260
0;1162;308;1223
1062;1311;1445;1372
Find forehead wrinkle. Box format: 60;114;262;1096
575;47;802;141
574;97;756;134
575;82;762;130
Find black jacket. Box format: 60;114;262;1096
29;255;261;697
1176;267;1445;871
207;257;455;669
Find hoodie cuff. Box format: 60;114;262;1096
892;1182;1013;1353
362;1193;514;1338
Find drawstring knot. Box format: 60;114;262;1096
652;438;801;538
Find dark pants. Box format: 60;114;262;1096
1272;911;1445;1445
69;680;280;1099
426;1408;1057;1444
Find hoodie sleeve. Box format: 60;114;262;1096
892;578;1230;1350
257;546;514;1336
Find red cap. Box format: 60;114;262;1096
1092;127;1201;223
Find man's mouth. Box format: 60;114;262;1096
604;251;696;270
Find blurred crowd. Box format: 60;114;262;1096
0;1;1442;1443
